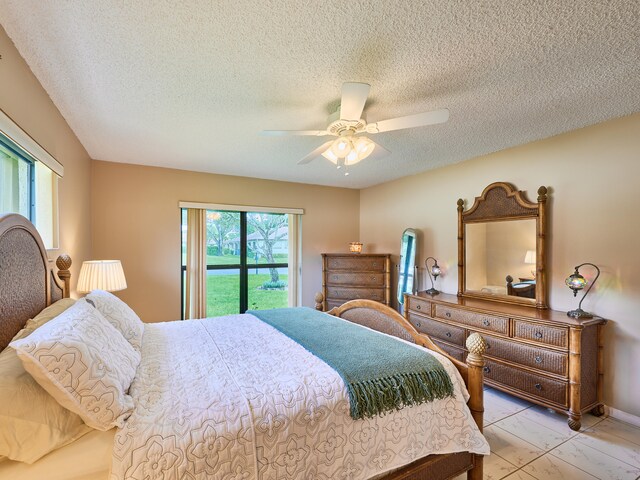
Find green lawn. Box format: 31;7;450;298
206;273;288;317
182;252;288;266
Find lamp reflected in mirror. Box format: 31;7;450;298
524;250;536;278
565;262;600;319
425;257;441;295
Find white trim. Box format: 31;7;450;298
0;109;64;177
605;406;640;428
178;201;303;215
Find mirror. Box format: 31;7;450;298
465;219;536;296
397;228;417;305
458;182;548;309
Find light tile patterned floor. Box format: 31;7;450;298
454;387;640;479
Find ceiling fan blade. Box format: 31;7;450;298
369;141;390;160
340;82;370;121
369;108;449;133
297;140;334;165
261;130;329;136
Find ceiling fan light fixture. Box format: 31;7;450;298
330;136;353;158
353;136;375;159
321;148;339;164
345;149;359;165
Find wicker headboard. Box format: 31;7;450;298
0;214;71;350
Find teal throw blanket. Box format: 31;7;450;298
248;307;454;420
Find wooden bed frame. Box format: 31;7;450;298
0;214;71;350
0;213;486;480
315;295;487;480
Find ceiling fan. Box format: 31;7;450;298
262;82;449;174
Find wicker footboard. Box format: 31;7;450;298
317;295;486;480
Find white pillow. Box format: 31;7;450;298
10;300;140;431
0;325;91;463
86;290;144;352
12;298;76;341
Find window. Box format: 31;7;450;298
0;111;62;249
0;135;34;220
180;204;302;318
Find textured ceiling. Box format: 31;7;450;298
1;1;639;188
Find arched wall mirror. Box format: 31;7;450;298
458;182;548;309
397;228;417;305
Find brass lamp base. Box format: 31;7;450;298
567;308;593;319
425;288;440;295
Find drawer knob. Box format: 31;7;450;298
416;322;421;328
445;332;452;338
333;275;338;280
482;319;490;326
535;383;542;391
535;356;543;364
373;262;378;267
445;312;451;318
416;305;421;310
535;331;543;339
483;366;491;374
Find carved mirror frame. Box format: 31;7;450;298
457;182;548;309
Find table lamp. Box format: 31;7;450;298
565;262;600;319
77;260;127;293
425;257;441;295
524;250;536;278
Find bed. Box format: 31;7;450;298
0;213;488;480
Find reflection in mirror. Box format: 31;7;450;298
397;229;417;305
465;219;536;298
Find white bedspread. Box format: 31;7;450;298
111;314;489;479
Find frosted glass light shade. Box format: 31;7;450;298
321;148;339;164
323;135;375;165
353;136;375;160
77;260;127;293
330;137;353;158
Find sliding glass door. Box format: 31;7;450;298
181;209;289;317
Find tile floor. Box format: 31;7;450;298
454;387;640;480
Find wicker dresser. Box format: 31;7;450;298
322;253;391;311
404;292;606;430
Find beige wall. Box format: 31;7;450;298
91;161;359;322
360;113;640;416
0;26;92;288
485;219;536;286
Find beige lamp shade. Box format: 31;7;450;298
77;260;127;293
524;250;536;264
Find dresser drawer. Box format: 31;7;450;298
513;320;568;348
326;272;385;286
325;286;385;302
432;339;466;362
325;256;387;272
483;359;567;407
481;334;568;376
434;305;509;335
407;296;432;315
408;313;466;346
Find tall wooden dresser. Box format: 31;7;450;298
322;253;391;311
404;292;606;431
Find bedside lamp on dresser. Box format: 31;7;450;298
404;182;606;431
